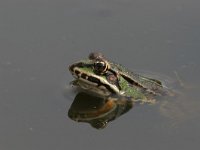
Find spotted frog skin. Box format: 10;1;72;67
69;52;170;103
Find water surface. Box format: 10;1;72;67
0;0;200;150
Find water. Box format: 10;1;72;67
0;0;200;149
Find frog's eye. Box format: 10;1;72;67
94;61;108;74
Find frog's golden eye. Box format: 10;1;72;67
94;60;108;74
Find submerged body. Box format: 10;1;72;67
69;52;171;103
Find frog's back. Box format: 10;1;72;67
110;61;168;95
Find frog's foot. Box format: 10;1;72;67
70;80;93;90
70;80;79;86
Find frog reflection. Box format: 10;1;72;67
68;92;133;129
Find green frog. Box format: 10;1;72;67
68;52;172;104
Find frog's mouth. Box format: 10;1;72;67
69;63;120;95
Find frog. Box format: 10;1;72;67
68;52;172;104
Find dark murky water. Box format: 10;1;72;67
1;0;200;149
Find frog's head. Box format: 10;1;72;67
69;52;121;96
